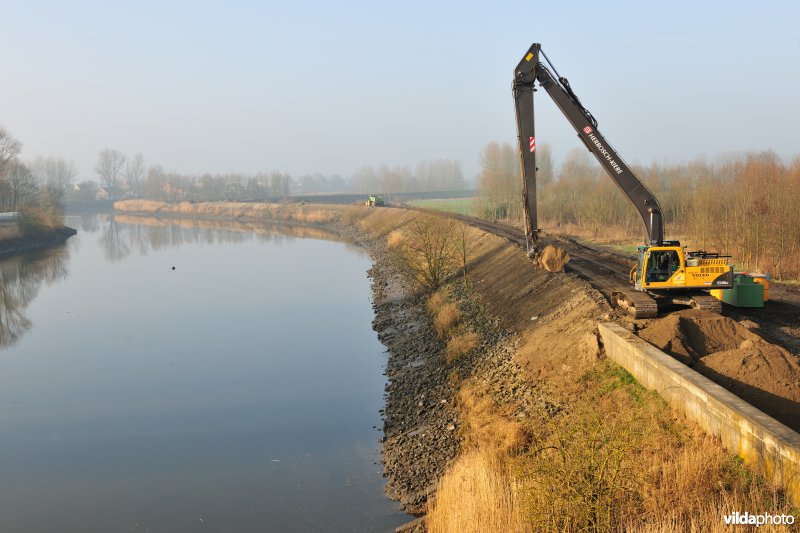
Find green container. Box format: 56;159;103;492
717;274;764;308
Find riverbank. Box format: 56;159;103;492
114;200;797;530
0;226;78;259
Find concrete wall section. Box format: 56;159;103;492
598;322;800;506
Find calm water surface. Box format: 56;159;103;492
0;215;409;532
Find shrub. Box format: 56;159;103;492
426;290;446;316
446;331;479;363
434;303;460;338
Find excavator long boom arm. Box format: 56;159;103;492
514;43;664;247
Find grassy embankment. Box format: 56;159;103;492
114;200;797;531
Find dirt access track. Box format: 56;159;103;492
408;206;800;432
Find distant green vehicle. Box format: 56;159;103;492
366;194;385;207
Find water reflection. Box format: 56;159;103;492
0;247;70;348
97;213;348;261
0;214;352;349
1;214;351;349
1;213;407;531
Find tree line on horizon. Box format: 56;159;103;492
477;141;800;279
2;125;469;213
74;151;468;203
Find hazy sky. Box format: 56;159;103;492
2;0;799;182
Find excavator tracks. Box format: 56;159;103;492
668;293;722;314
611;289;659;319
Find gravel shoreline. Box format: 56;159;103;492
355;230;548;516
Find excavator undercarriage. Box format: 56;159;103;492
612;289;721;319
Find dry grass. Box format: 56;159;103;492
113;200;343;225
359;208;409;238
445;331;479;363
426;449;529;533
426;290;447;316
458;384;529;454
386;229;405;250
626;429;795;531
514;365;797;531
341;204;366;226
433;303;460;338
434;358;796;532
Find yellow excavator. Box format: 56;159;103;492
366;194;385;207
513;43;734;318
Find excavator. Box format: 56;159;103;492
513;43;734;318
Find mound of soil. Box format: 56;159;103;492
638;309;800;431
638;310;759;365
538;245;570;273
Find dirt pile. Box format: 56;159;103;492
538;244;570;273
638;309;800;430
638;310;758;365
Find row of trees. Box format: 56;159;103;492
0;128;76;226
477;141;800;279
476;142;550;221
84;149;467;203
351;159;466;194
94;149;146;195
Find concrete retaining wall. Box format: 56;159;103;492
598;322;800;505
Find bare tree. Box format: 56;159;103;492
125;153;146;197
453;221;476;284
143;164;167;200
95;149;126;190
2;161;38;211
536;143;554;188
28;157;77;221
478;142;520;221
391;214;458;290
269;171;291;198
29;157;77;190
0;128;22;179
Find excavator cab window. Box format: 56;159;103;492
646;250;679;283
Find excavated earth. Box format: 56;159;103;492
637;309;800;430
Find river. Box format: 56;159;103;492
0;214;410;532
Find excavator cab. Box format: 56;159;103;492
632;246;682;290
645;249;680;283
